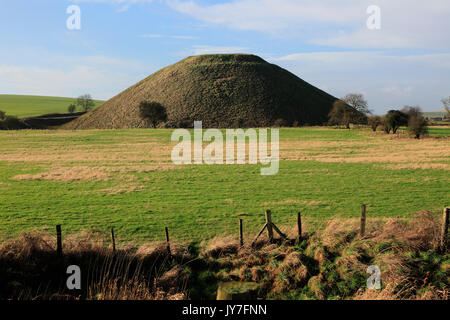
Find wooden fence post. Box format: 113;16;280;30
252;210;286;245
165;227;171;256
239;219;244;247
265;210;274;242
111;227;116;252
297;212;302;243
439;208;449;253
360;204;366;237
56;225;62;257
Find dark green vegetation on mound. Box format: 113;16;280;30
64;54;339;129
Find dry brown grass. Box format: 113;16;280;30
1;211;447;300
374;211;441;251
0;231;188;300
261;199;327;207
202;236;239;258
280;136;450;169
12;166;111;182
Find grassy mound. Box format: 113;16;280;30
64;54;338;129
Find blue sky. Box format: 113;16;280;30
0;0;449;114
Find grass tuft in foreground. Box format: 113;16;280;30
1;212;447;300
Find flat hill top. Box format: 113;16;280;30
0;95;104;117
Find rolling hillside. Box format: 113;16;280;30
0;95;104;117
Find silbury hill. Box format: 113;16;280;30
64;54;339;129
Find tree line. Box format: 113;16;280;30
328;93;450;139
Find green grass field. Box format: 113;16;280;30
0;127;449;244
0;95;104;117
428;127;450;137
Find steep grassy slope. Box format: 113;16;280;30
0;95;104;117
64;54;338;129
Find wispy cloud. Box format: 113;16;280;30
0;49;155;99
168;0;450;49
138;34;198;40
269;51;450;112
0;64;141;100
189;45;249;55
168;0;361;31
70;0;155;12
382;86;413;98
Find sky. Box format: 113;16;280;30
0;0;449;114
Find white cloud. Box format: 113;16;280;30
168;0;361;31
382;86;413;98
189;45;249;55
139;34;199;40
139;34;164;38
168;0;450;49
0;65;138;99
0;53;155;100
268;51;450;112
71;0;155;12
170;35;198;40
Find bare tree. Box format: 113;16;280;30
442;96;450;118
401;105;422;118
328;100;364;129
342;93;372;116
76;94;95;112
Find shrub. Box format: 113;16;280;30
273;118;287;127
0;115;25;130
408;115;428;139
384;110;408;134
368;115;382;132
139;101;168;128
68;104;76;113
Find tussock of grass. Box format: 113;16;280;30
0;232;188;300
202;236;239;258
1;212;447;300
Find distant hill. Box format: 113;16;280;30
422;111;447;119
64;54;339;129
0;95;104;118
